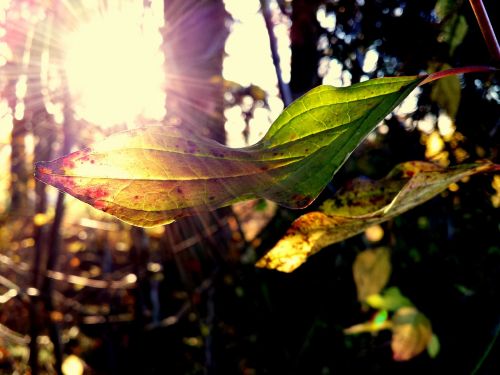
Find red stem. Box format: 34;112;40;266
469;0;500;63
419;65;497;85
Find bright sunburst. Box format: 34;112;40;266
63;2;166;127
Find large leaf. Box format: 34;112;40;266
35;76;423;227
256;161;499;272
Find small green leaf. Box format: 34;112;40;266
373;309;389;326
366;287;413;311
35;76;423;227
256;161;499;272
435;0;469;55
427;333;440;358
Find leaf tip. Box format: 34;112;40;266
255;252;306;273
34;161;54;184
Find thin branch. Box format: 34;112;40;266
419;65;497;85
37;23;74;374
0;323;30;345
260;0;293;106
469;0;500;63
46;270;137;289
471;320;500;375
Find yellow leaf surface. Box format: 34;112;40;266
391;307;433;361
353;247;391;302
256;161;499;272
366;287;413;311
344;309;392;335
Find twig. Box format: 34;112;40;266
469;0;500;63
0;323;30;345
260;0;293;106
38;30;74;375
471;320;500;375
28;18;53;375
46;270;137;289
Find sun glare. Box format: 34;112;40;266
63;4;165;127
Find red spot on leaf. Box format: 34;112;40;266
62;159;75;169
86;187;109;199
72;185;110;201
38;167;52;175
93;200;108;211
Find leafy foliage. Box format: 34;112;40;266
435;0;469;56
35;76;423;227
344;245;438;362
256;161;499;272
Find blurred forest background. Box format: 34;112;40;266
0;0;499;374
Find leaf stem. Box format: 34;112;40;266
471;320;500;375
469;0;500;63
419;65;497;85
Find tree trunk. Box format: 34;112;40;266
290;0;322;99
163;0;228;142
126;2;232;373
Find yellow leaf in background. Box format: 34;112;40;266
425;131;445;159
344;318;392;335
67;241;85;253
256;161;499;272
391;307;433;361
33;209;55;226
344;310;391;335
491;175;500;208
353;247;391;302
366;287;413;311
254;212;344;273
